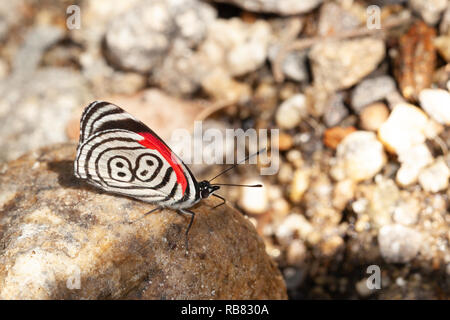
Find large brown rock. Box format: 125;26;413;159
0;143;287;299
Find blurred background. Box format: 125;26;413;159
0;0;449;299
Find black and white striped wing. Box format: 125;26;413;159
74;101;200;208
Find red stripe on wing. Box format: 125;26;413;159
137;132;187;195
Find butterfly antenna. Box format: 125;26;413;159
211;183;262;188
208;148;266;183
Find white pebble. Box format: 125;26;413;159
418;158;450;193
419;88;450;125
378;103;429;154
332;131;386;182
275;94;307;129
395;143;433;187
378;224;422;263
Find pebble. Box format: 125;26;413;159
286;149;303;168
276;214;313;245
323;126;357;150
309;37;385;91
271;198;291;218
275;94;307;129
280;51;309;82
318;2;361;36
434;36;450;62
359;102;390;131
394;198;420;226
286;240;307;267
441;6;450;35
351;76;397;113
105;0;216;73
323;92;349;127
289;169;310;203
410;0;448;25
151;39;205;96
239;179;269;214
419;88;450;125
201;68;251;103
418;158;450;193
368;177;398;227
378;224;423;263
331;131;386;182
332;179;355;211
277;162;294;184
378;103;429;154
356;278;376;298
396;143;433;187
278;132;294;151
199;18;272;77
212;0;323;15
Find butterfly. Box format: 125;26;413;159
74;101;263;251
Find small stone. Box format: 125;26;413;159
254;82;278;111
351;76;397;113
323;126;357;150
394;198;420;226
286;240;307;267
318;2;361;36
332;179;355;211
286;149;303;168
320;236;344;257
331;131;386;182
434;36;450;62
105;0;216;73
359;102;390;131
199;18;272;77
275;94;307;129
275;213;313;245
201;68;251;103
323;92;349;127
271;198;290;218
211;0;323;15
441;6;450;35
418;158;450;193
239;179;268;214
368;177;398;227
395;143;433;187
289;169;310;203
356;278;376;298
410;0;448;25
378;224;422;263
419;88;450;125
151;40;205;96
279;51;309;82
378;103;429;154
278;132;294;151
310;38;385;91
277;162;294;184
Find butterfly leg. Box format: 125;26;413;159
128;206;162;224
211;193;226;209
177;209;195;252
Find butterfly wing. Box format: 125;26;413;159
74;101;200;208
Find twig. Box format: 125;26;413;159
195;99;236;121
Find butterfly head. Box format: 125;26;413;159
198;180;220;199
